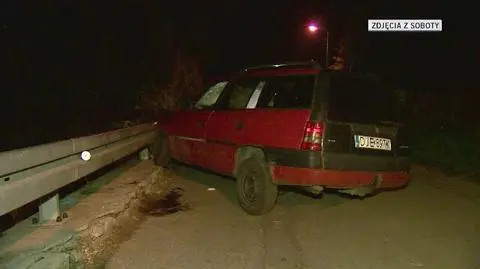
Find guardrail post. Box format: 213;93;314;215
138;148;150;161
39;194;60;222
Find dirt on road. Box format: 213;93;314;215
104;164;480;269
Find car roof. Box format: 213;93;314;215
243;60;322;77
206;60;325;85
244;60;321;71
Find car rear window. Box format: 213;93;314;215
256;75;315;109
327;74;404;124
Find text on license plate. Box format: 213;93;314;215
354;135;392;151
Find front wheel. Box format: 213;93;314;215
150;134;171;167
236;158;278;215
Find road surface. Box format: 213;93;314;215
106;164;480;269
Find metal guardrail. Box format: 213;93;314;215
0;123;159;220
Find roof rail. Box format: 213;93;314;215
243;59;321;72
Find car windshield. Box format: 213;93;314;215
327;73;405;124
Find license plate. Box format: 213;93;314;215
354;135;392;151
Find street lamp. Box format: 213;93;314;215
306;20;329;67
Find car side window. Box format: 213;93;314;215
257;75;315;109
226;78;262;109
194;81;228;110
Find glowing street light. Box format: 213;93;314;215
307;23;318;33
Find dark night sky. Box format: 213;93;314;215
0;0;472;148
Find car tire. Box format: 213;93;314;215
150;134;171;167
236;157;278;215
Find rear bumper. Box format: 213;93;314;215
270;165;411;189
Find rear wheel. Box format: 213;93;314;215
150;134;171;167
236;157;278;215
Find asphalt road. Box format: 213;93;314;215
107;164;480;269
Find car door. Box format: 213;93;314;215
205;74;317;175
167;81;228;167
204;77;265;174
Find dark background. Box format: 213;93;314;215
0;0;473;151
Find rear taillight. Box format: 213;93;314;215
301;121;324;151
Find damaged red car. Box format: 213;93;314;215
151;60;411;215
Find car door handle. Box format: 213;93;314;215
197;121;205;128
235;121;243;130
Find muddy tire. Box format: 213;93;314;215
150;134;171;167
236;157;278;215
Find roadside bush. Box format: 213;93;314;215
137;51;203;114
408;125;480;176
328;38;346;70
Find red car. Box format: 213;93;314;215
151;61;411;215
